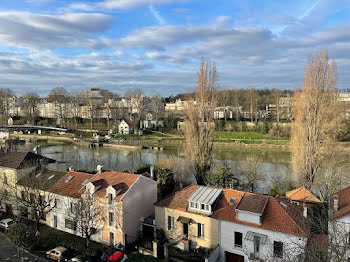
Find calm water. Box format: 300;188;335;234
16;142;294;193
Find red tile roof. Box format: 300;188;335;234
90;171;140;200
286;187;321;203
50;171;94;198
236;193;268;215
155;185;310;237
330;185;350;220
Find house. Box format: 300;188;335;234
50;170;157;246
215;189;310;262
154;185;221;251
118;119;134;135
286;187;321;207
329;186;350;261
155;185;311;262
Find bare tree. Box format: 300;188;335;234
185;58;218;185
18;174;57;232
68;93;82;130
70;194;105;247
238;157;265;192
19;92;40;124
290;50;340;186
48;87;68;127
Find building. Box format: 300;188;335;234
155;185;220;251
155;185;311;261
215;189;309;262
329;186;350;261
214;106;242;120
50;170;157;246
118;119;134;134
267;96;292;121
286;187;321;207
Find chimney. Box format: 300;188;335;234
150;165;154;180
303;203;308;218
97;165;103;174
334;195;339;212
68;166;74;172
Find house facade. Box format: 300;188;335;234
215;190;309;262
118;119;134;134
155;185;310;262
50;170;157;246
329;186;350;261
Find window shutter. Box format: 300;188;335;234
197;223;200;237
168;216;171;230
202;224;204;237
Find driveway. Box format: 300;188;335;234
0;233;46;262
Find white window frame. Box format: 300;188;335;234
198;223;204;238
168;216;174;230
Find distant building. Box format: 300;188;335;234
118;119;134;134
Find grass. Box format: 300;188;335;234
211;131;289;141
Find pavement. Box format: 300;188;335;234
0;233;46;262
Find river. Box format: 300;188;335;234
15;142;295;193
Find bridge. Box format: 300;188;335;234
0;125;68;133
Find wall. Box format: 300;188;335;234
219;220;307;262
155;206;219;249
236;210;261;224
122;175;157;243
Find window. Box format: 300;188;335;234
167;216;174;230
190;202;194;208
254;236;260;253
39;195;44;205
70;202;74;213
65;219;77;230
201;204;205;210
274;241;283;258
205;205;209;211
197;223;204;238
109;212;114;226
108;193;113;205
3;174;7;185
195;202;198;209
54;198;59;208
235;232;243;247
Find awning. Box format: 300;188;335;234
245;231;268;244
177;216;191;224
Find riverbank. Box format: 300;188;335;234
10;133;350;151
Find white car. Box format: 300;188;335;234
0;218;14;230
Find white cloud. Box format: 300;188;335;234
0;12;115;50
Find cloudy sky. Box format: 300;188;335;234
0;0;349;96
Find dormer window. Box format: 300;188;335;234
187;187;222;215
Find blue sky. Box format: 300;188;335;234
0;0;349;96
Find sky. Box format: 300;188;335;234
0;0;349;96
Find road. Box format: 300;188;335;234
0;233;45;262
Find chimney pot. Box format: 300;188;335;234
69;166;74;172
303;204;308;218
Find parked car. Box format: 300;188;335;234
108;252;127;262
68;255;91;262
0;218;14;231
46;247;70;262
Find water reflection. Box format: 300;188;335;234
17;143;293;193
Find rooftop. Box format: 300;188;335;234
187;186;222;205
286;187;321;203
155;185;310;237
0;151;55;169
50;171;94;198
330;185;350;220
